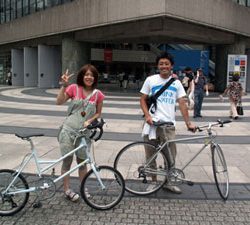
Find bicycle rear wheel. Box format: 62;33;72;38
211;143;229;200
0;169;29;216
114;141;168;196
80;166;125;210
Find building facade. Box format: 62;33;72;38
0;0;250;91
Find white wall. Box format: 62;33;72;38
11;49;24;86
38;45;61;88
24;47;38;87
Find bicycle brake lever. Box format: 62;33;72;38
196;127;203;132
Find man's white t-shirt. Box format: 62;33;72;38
140;74;186;125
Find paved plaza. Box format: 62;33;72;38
0;83;250;224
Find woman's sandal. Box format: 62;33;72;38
65;189;79;202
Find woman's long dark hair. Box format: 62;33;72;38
76;64;99;89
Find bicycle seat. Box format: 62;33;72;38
15;133;44;139
153;121;174;127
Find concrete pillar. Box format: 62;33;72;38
38;45;61;88
215;37;246;92
62;34;90;84
24;47;38;87
11;49;24;86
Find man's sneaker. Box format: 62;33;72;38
162;185;182;194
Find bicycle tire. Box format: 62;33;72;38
114;141;169;196
0;169;29;216
80;166;125;210
211;143;229;200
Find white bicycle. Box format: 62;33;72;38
0;119;125;216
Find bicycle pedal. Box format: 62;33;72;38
187;181;194;186
33;201;42;208
142;179;148;184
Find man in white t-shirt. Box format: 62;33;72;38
140;52;196;194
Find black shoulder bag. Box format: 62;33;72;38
146;77;175;114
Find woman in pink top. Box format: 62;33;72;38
56;64;105;202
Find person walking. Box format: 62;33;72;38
182;67;194;109
135;67;142;90
219;75;243;119
182;67;194;93
6;69;12;86
118;70;125;88
193;68;209;118
56;64;105;202
140;52;196;194
123;72;129;89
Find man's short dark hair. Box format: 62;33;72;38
156;52;174;65
184;67;192;71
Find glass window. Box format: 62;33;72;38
11;0;17;20
37;0;44;11
0;0;74;23
16;0;22;18
23;0;30;16
44;0;51;8
5;0;11;22
247;0;250;6
50;0;61;7
238;0;247;6
0;0;5;24
30;0;36;13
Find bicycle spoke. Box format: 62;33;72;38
0;170;29;216
80;166;125;210
114;142;168;195
212;144;229;200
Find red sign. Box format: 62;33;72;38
104;49;112;63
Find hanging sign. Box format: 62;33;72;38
104;49;113;63
227;54;247;91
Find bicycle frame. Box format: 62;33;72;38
145;132;216;176
4;136;105;195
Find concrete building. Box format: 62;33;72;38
0;0;250;91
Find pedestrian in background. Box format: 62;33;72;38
135;67;142;90
123;71;129;89
193;68;209;118
219;75;243;120
118;70;124;88
182;67;194;109
6;69;12;86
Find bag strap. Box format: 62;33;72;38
154;77;175;100
148;77;175;114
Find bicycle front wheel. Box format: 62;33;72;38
211;143;229;200
80;166;125;210
0;169;29;216
114;142;168;196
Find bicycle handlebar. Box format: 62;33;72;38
85;118;105;142
197;119;232;132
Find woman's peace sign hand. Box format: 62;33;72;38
59;69;74;87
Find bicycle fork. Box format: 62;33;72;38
90;163;106;190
